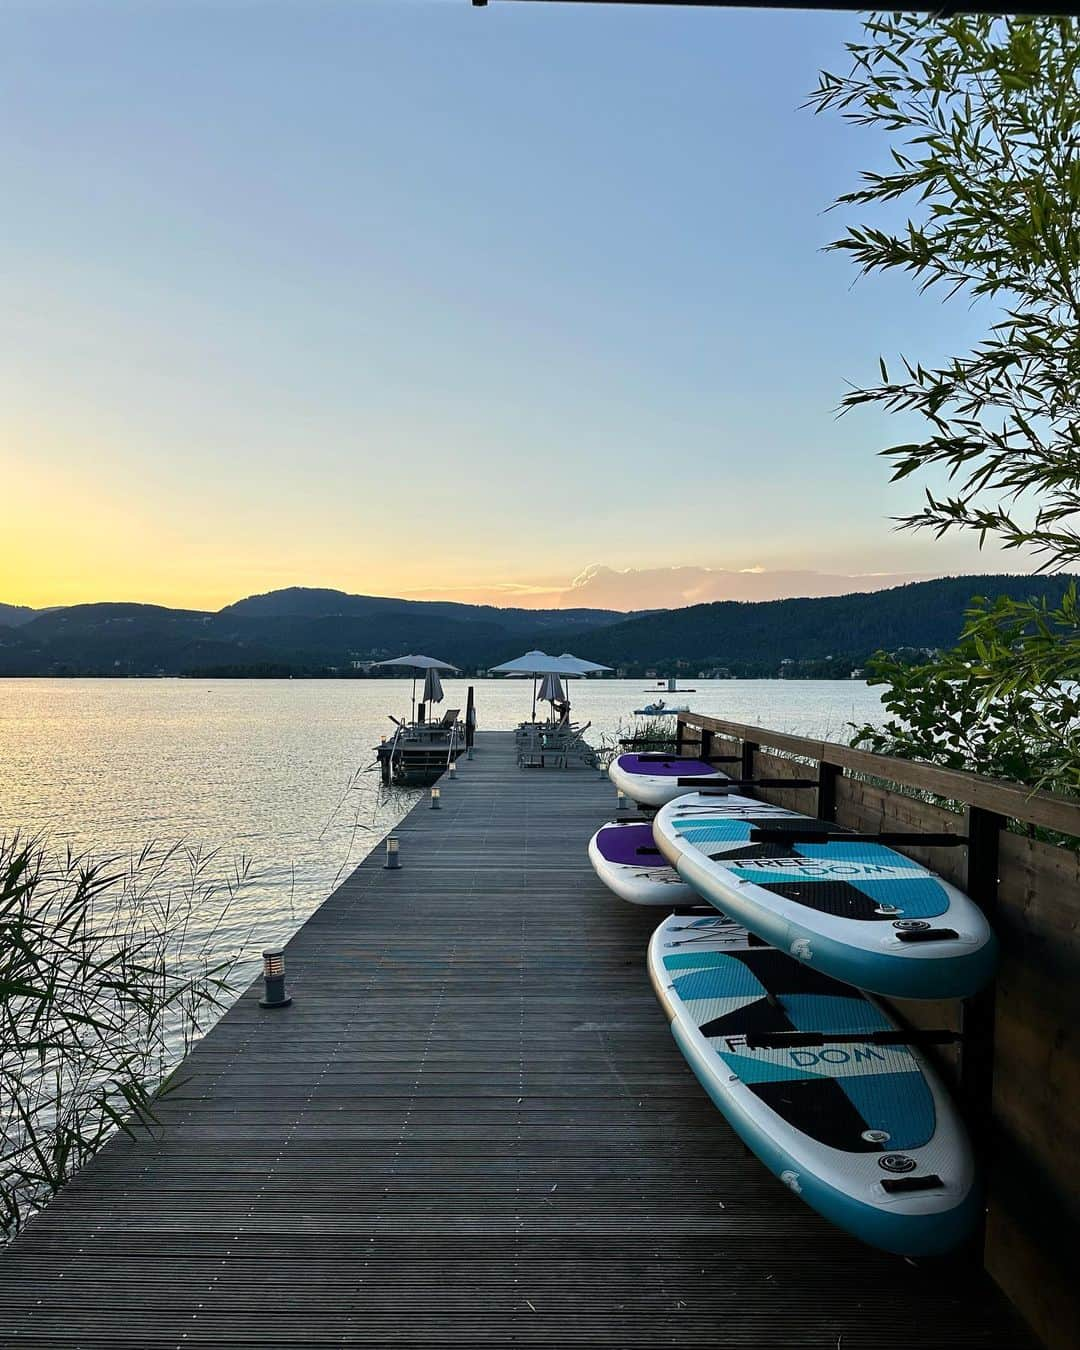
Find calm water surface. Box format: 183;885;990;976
0;677;884;1010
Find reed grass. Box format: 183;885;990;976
0;835;251;1240
596;716;679;767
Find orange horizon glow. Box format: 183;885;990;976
0;577;577;615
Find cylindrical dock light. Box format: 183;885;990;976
259;948;292;1008
384;836;401;870
616;790;628;812
467;745;474;760
431;786;441;809
448;760;457;781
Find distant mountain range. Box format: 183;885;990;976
0;588;635;678
0;577;1070;678
0;603;50;627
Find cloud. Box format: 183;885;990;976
561;563;935;610
403;564;937;611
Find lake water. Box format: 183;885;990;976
0;677;885;1002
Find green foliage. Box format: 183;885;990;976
813;14;1080;797
808;13;1080;571
0;837;249;1240
851;586;1080;796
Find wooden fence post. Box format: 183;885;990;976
959;806;1004;1161
817;761;842;822
741;740;758;784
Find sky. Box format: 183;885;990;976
2;0;1030;613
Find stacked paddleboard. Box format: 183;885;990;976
588;820;696;906
587;763;998;1257
653;792;997;1000
648;913;980;1256
608;752;730;807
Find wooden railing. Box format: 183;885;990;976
677;713;1080;835
676;711;1079;1350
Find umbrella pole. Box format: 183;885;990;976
531;676;537;722
411;674;417;724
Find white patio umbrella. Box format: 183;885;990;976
555;652;612;675
488;650;583;720
372;655;459;672
372;654;458;721
487;650;577;675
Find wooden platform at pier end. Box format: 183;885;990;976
0;731;1029;1348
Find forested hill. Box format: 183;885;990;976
555;575;1078;675
0;588;630;677
0;576;1071;676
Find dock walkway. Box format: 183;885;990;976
2;731;1027;1346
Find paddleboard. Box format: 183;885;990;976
653;792;997;1000
609;753;729;808
588;821;697;906
648;911;979;1256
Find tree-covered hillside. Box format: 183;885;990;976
555;576;1078;674
0;577;1070;677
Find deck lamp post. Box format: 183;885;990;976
259;948;292;1009
448;760;457;781
384;836;401;870
431;786;441;809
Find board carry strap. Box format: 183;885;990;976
880;1174;945;1194
894;927;961;943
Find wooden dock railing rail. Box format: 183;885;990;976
676;710;1080;1350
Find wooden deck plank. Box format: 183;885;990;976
0;731;1029;1346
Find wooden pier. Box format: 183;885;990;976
0;731;1028;1347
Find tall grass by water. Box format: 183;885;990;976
0;835;251;1241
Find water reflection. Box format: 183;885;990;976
0;676;884;1016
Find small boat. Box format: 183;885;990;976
642;677;696;693
633;699;690;716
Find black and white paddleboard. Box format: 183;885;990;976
653;792;997;1000
648;911;980;1256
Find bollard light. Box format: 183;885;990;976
467;745;474;760
617;790;628;812
448;760;457;781
431;786;441;809
384;836;401;870
259;947;292;1009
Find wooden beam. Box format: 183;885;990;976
676;713;1080;837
